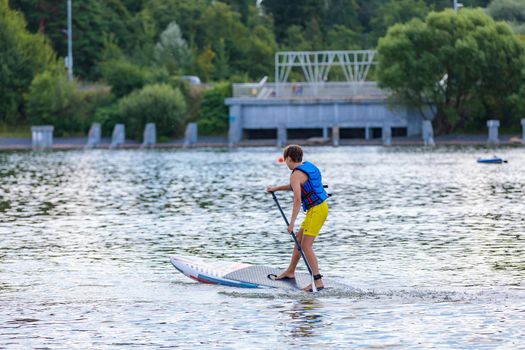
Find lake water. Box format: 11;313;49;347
0;147;524;349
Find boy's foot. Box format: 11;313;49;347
275;271;295;280
302;279;324;292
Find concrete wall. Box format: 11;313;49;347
226;97;425;145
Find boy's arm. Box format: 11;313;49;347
288;173;302;233
266;184;292;192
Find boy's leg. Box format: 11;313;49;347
275;229;304;279
300;235;324;290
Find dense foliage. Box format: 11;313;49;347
377;9;525;133
198;82;231;135
26;70;116;136
2;0;525;136
9;0;495;82
0;0;56;124
118;84;186;140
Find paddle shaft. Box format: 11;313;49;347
271;192;314;276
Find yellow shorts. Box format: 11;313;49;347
300;201;328;237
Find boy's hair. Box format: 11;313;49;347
283;144;303;162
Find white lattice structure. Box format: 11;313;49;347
275;50;377;83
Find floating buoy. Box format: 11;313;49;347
277;156;285;164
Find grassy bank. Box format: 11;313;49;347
0;123;31;138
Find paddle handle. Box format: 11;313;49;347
271;192;314;277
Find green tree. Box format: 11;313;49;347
120;0;144;13
100;59;147;98
356;0;490;34
118;84;187;140
356;0;389;33
0;0;56;124
10;0;140;80
25;70;79;135
325;24;361;50
220;0;251;24
325;0;361;32
198;82;231;135
196;46;216;82
144;0;259;78
154;21;193;74
239;25;277;78
99;59;169;98
282;25;311;51
377;8;525;133
142;0;205;46
370;0;429;43
262;0;325;42
198;2;249;78
488;0;525;34
72;0;140;79
26;71;115;135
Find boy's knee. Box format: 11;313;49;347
301;242;313;251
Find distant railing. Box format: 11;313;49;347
232;82;388;99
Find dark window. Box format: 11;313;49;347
287;128;323;139
371;128;382;139
392;127;408;137
243;129;277;140
340;128;366;139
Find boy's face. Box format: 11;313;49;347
285;156;294;170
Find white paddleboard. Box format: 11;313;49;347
170;255;346;290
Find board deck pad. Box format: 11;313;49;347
224;266;310;290
225;266;349;290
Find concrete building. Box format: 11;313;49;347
226;50;431;146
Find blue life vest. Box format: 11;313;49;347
293;161;328;211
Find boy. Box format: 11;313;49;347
267;144;329;292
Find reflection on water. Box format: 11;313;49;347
0;147;524;348
287;299;324;338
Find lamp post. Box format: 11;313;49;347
66;0;73;81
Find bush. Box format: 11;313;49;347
144;66;170;85
25;70;81;136
100;59;147;98
198;82;231;135
100;59;171;99
118;84;186;140
26;72;117;136
92;103;123;137
75;86;116;132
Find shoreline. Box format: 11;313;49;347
0;135;523;151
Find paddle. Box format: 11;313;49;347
271;192;317;292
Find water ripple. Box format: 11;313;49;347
0;147;524;348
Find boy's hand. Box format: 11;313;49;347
287;223;294;234
266;186;275;193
